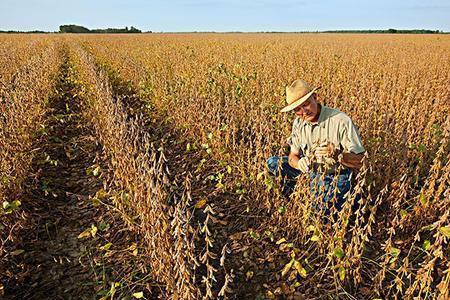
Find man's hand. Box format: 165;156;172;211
314;145;331;159
314;143;365;170
314;143;341;164
297;157;310;173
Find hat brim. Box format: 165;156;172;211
280;87;320;113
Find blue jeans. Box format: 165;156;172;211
266;156;355;214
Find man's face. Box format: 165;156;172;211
293;93;319;122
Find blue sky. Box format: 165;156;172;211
1;0;449;32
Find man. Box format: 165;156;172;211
267;79;365;213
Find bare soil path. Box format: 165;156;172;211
4;53;106;299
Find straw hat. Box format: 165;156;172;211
280;79;320;112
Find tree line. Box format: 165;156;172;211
0;27;446;34
321;29;442;34
59;25;143;33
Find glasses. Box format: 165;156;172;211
294;99;312;112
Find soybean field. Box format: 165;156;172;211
1;33;450;299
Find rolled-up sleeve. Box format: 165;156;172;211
342;118;365;154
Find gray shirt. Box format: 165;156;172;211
288;104;365;158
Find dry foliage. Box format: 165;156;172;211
0;38;62;255
68;44;202;299
1;33;449;299
81;33;450;299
